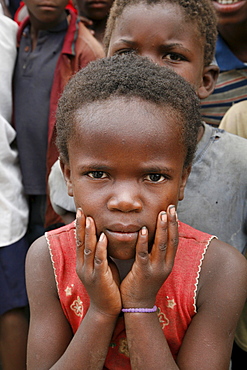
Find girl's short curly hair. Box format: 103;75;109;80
104;0;217;66
56;54;201;168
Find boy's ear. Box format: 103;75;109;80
60;160;74;197
178;166;191;201
198;64;219;100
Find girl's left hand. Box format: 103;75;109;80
120;205;178;309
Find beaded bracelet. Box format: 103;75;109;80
122;305;157;313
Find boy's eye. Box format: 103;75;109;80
164;53;185;62
87;171;107;179
145;174;166;183
115;48;135;56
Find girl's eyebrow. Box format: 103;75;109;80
141;165;174;174
79;163;174;174
79;164;111;171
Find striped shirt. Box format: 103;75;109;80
200;34;247;127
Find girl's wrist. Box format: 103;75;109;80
121;298;156;310
88;304;121;320
122;305;157;313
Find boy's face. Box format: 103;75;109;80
62;98;190;260
76;0;114;20
24;0;68;25
212;0;247;25
107;3;218;99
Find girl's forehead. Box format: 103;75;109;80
73;98;184;153
75;98;178;134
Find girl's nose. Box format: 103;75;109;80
107;184;142;213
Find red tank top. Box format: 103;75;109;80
46;221;215;368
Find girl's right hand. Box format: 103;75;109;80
76;208;122;317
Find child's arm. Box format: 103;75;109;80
25;225;120;369
121;206;182;368
177;240;247;369
122;232;247;369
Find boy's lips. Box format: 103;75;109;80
38;3;57;10
87;1;108;8
213;0;246;12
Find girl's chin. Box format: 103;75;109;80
107;247;136;261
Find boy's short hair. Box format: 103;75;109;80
104;0;217;67
56;54;201;167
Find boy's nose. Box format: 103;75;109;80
140;52;160;66
107;185;142;213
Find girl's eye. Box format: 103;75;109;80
145;174;166;183
87;171;107;179
164;53;185;61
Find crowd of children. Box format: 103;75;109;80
0;0;247;369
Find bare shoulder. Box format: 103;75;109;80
197;238;247;310
202;238;247;278
25;234;57;299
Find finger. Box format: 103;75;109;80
151;211;168;264
165;205;179;267
83;216;97;271
93;232;108;274
76;208;86;266
135;226;149;266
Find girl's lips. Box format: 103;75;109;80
106;230;139;242
213;0;247;13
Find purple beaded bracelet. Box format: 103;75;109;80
122;305;157;313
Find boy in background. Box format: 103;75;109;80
13;0;104;244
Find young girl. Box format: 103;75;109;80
26;54;247;369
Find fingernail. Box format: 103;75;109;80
99;232;105;242
160;212;167;222
169;205;176;215
169;205;178;221
141;226;147;235
76;208;82;219
86;217;91;228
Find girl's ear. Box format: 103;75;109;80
178;166;191;201
198;64;219;100
60;160;74;197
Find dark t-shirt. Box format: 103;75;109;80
14;18;67;195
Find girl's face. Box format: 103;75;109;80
107;3;216;99
62;98;190;260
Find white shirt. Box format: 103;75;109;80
0;5;29;246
